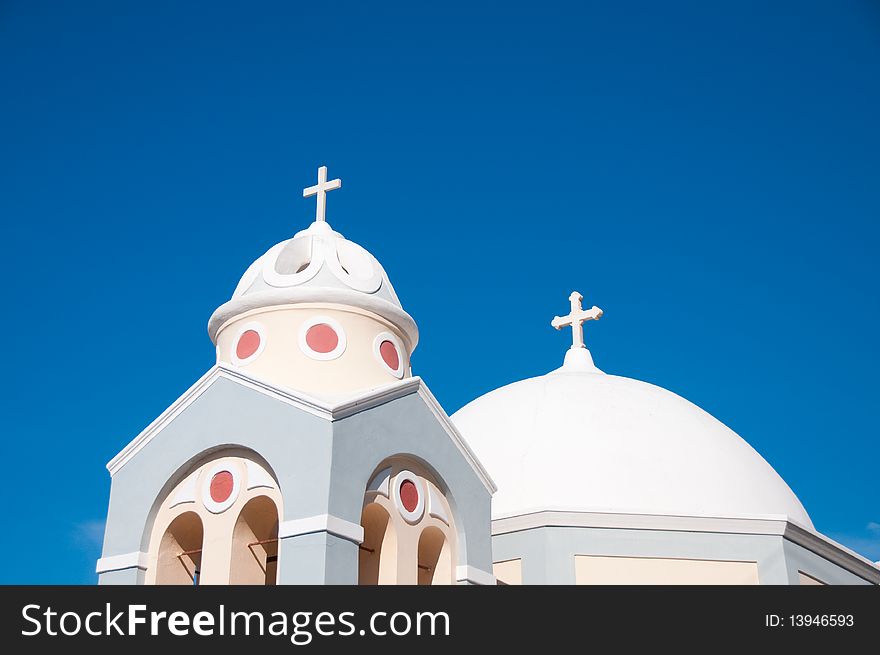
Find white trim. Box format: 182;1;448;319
209;287;419;350
230;321;266;366
428;485;450;525
366;467;392;498
491;509;794;537
783;521;880;583
202;462;241;514
261;238;323;288
417;383;497;494
106;367;422;475
278;514;364;544
325;238;382;293
96;551;149;574
392;470;425;524
490;509;880;584
298;315;347;361
329;376;422;420
107;366;222;475
106;367;495;497
168;472;198;508
245;459;276;491
373;331;405;378
455;565;496;586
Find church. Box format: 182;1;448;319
97;166;879;585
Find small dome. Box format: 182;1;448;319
208;220;418;349
451;348;813;528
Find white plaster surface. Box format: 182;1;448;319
452;353;813;528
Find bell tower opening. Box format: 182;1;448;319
418;526;452;585
155;512;204;585
230;495;280;585
358;460;457;585
359;502;397;584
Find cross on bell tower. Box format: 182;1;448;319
551;291;603;350
303;165;342;223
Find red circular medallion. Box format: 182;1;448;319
236;329;261;360
379;340;400;371
399;479;419;513
210;470;234;503
306;323;339;353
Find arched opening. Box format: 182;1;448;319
230;495;279;585
418;526;452;585
155;512;204;585
359;502;397;584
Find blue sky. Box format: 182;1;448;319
1;1;878;583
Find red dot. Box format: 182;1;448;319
399;479;419;513
306;323;339;353
236;330;261;360
379;340;400;371
210;471;234;503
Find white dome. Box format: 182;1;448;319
451;348;813;528
208;220;417;347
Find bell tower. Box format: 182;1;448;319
96;166;496;586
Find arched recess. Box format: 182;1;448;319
359;457;457;585
418;526;452;585
139;445;280;555
359;502;397;585
145;450;283;585
155;512;204;585
230;495;280;585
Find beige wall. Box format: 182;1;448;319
145;456;283;585
493;559;522;585
215;303;411;397
798;571;825;585
574;555;759;585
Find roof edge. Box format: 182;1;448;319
490;509;879;584
106;366;423;476
105;368;495;492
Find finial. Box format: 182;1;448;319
551;291;603;350
303;165;342;223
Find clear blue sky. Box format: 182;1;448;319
2;1;878;583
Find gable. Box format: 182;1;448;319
107;365;493;494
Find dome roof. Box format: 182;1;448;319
451;347;813;528
208;220;418;348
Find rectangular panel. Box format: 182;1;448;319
798;571;825;585
575;555;759;585
493;558;523;585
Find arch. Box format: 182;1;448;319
358;456;458;585
360;453;467;565
140;444;280;553
359;502;397;584
230;495;280;585
418;526;452;585
155;512;204;585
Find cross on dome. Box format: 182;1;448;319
551;291;603;350
303;165;342;223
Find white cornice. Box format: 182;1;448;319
491;509;880;584
329;375;422;420
96;551;149;574
491;509;793;536
783;520;880;583
279;514;365;544
455;565;496;586
417;382;497;495
105;367;493;497
107;366;421;475
107;366;223;476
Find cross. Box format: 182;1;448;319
551;291;603;349
303;165;342;223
